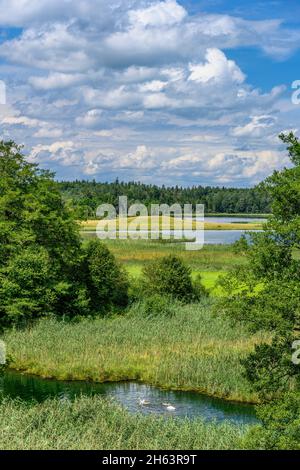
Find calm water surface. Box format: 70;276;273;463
82;229;261;245
201;217;267;224
0;371;258;425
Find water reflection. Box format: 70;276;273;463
0;371;258;425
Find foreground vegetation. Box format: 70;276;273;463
3;302;268;403
0;396;245;450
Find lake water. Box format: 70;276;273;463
82;229;261;245
0;371;258;425
201;217;267;224
81;215;265;245
204;230;260;244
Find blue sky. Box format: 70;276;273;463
0;0;299;187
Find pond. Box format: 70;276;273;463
0;371;258;425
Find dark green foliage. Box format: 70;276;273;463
243;393;300;450
142;255;206;302
246;232;293;280
0;141;85;324
219;275;300;332
0;247;55;323
0;141;129;324
58;180;271;219
232;234;249;255
220;133;300;447
192;273;209;300
84;240;129;311
0;141;81;270
243;334;299;399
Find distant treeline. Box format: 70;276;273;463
58;180;271;218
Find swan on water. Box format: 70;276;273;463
162;403;176;411
139;399;150;406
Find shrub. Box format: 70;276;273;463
142;255;205;303
83;240;129;312
232;234;249;255
242;393;300;450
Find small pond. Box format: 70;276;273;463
0;371;258;425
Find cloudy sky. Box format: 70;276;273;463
0;0;300;187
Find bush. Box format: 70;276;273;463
232;234;249;255
242;393;300;450
142;255;205;303
83;240;129;312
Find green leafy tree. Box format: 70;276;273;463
142;255;206;302
83;240;129;312
242;393;300;450
0;247;55;323
220;133;300;448
0;141;81;270
0;141;130;323
0;141;88;324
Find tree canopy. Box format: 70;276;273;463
220;133;300;449
0;141;128;325
58;179;271;219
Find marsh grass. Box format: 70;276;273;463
94;239;247;295
101;239;247;271
3;302;269;403
79;216;263;232
0;396;246;450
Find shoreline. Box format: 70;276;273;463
5;365;259;406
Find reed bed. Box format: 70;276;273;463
79;216;262;232
3;302;269;403
0;396;247;450
99;239;246;271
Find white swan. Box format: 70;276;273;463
139;399;150;406
162;403;176;411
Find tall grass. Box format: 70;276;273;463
3;301;269;403
93;239;247;271
0;396;247;450
80;216;263;232
81;239;246;294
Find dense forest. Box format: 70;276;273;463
58;180;271;218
